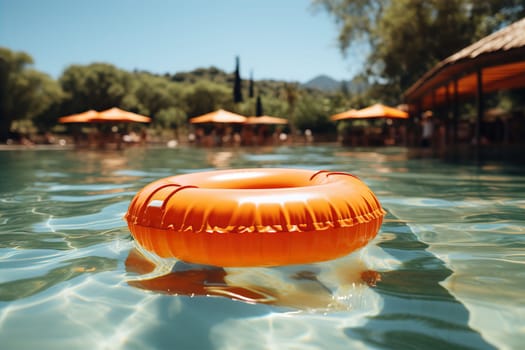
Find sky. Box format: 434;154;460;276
0;0;367;83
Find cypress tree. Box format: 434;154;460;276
256;95;263;116
233;56;243;103
249;70;254;98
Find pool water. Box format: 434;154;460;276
1;145;523;349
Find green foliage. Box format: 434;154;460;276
256;95;288;118
29;72;66;132
5;2;525;142
0;47;65;140
184;81;233;118
127;72;187;117
155;107;187;129
171;66;231;84
294;95;336;134
59;63;131;114
1;47;33;136
314;0;525;94
1;49;372;140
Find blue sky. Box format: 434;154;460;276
0;0;367;83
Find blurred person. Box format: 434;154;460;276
421;111;433;147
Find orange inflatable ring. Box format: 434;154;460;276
125;168;386;267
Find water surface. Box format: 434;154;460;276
1;145;523;349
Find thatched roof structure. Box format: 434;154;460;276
404;17;525;109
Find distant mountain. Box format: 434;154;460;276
304;74;370;95
303;75;341;92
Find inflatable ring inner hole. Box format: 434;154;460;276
189;170;322;189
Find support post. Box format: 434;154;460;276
453;79;459;144
476;69;484;146
445;83;451;146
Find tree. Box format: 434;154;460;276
156;107;187;129
30;73;66;133
0;47;63;141
249;70;254;98
233;56;243;103
294;94;336;134
155;106;188;140
283;83;298;109
314;0;525;94
185;81;232;118
340;80;349;97
126;72;186;118
256;94;288;119
256;95;263;116
59;63;132;115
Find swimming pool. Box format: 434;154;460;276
1;145;523;349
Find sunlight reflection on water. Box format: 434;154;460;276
0;146;523;349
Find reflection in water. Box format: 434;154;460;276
69;150;138;185
125;247;380;312
0;256;117;301
206;150;234;168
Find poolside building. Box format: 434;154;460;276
404;17;525;149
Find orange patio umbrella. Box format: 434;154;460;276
330;109;359;121
58;110;99;123
90;107;151;123
189;109;247;124
58;108;151;124
349;104;409;120
245;115;288;125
